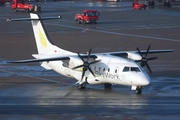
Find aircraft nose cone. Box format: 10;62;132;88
141;76;150;86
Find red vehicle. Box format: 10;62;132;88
11;0;41;12
132;0;147;9
0;0;6;5
74;10;100;24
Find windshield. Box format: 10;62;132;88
123;67;141;72
84;12;99;16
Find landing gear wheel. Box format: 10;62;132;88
74;16;77;21
78;83;86;89
104;83;112;89
136;87;142;94
25;9;29;13
78;20;81;24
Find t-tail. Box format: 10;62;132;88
30;13;59;54
7;13;74;55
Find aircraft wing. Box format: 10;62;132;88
99;49;174;57
6;49;173;64
6;54;97;64
6;56;70;63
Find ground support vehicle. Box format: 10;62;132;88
148;0;155;7
11;0;41;13
164;0;171;7
132;0;147;9
74;10;100;24
0;0;6;5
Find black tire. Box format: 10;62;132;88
78;83;86;89
167;2;171;7
78;20;81;24
104;83;112;89
14;8;17;12
25;9;29;13
149;1;155;7
136;88;142;94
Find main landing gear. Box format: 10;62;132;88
104;83;112;89
136;86;143;94
78;83;143;94
78;83;86;89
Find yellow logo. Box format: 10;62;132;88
80;67;83;71
39;29;47;47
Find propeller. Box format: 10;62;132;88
73;49;100;81
135;45;157;73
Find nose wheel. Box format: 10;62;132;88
136;86;142;94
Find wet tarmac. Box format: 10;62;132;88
0;0;180;120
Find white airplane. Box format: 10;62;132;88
6;13;173;94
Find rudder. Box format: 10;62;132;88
30;13;60;54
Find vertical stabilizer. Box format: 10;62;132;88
30;13;72;55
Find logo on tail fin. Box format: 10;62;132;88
39;29;47;48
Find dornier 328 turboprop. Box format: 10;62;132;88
6;13;174;94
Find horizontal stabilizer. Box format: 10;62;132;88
7;16;61;22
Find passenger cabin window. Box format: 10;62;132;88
123;67;140;72
99;67;101;71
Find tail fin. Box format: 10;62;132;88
7;13;74;55
30;13;61;54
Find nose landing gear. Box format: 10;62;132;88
136;86;143;94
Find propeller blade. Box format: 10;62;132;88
81;70;86;81
73;49;100;81
145;45;151;58
145;62;152;73
88;67;95;77
78;53;85;63
136;47;143;58
72;65;84;69
87;49;92;62
136;45;157;73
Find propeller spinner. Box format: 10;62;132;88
136;45;157;73
72;49;100;81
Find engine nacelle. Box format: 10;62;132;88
127;52;142;61
62;57;83;70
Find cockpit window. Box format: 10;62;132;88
84;12;99;16
123;66;141;72
131;67;140;72
123;67;130;72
